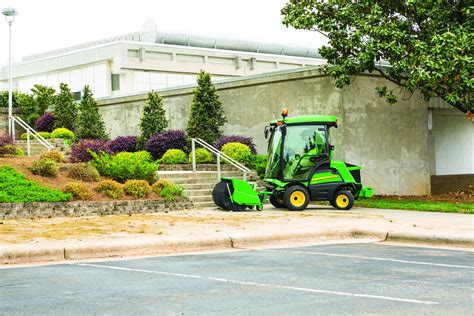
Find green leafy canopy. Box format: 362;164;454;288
282;0;473;113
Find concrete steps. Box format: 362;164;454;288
16;139;70;157
157;170;259;209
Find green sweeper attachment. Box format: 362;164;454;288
212;109;373;211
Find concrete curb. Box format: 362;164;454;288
1;229;472;265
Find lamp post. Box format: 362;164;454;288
2;7;18;138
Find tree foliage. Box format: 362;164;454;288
74;85;108;140
139;90;168;146
186;71;227;144
54;83;77;130
282;0;473;112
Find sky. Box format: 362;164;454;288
0;0;327;66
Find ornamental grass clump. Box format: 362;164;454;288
160;149;187;164
64;182;93;200
188;148;213;164
145;130;187;160
67;163;100;182
30;158;58;177
40;150;66;163
106;136;138;154
124;180;150;198
95;180;124;199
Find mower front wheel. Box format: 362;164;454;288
284;186;310;211
332;190;354;210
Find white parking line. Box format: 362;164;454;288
77;263;439;305
255;249;474;269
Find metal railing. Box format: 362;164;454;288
11;116;54;156
191;138;251;182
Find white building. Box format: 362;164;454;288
0;20;325;99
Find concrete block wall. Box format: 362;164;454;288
97;68;432;195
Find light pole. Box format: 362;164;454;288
2;7;18;138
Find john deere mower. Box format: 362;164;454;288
212;109;373;211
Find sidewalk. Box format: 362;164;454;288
1;205;473;265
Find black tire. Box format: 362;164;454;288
284;186;310;211
217;181;247;212
269;194;286;208
212;181;228;209
332;190;355;210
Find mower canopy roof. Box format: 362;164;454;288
270;115;337;126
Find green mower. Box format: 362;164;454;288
212;109;373;211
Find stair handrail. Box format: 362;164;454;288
191;138;251;181
12;116;54;156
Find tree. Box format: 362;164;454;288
74;85;108;140
28;85;56;125
186;71;227;144
53;83;77;130
138;90;168;146
282;0;473;113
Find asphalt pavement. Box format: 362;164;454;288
1;242;473;315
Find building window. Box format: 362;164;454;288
73;91;81;101
111;74;120;91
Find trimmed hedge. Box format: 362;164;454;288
188;148;213;164
160;149;187;164
30;158;58;177
214;135;257;154
221;142;253;165
51;128;74;140
63;182;93;200
0;165;71;202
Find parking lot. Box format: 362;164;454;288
1;242;473;315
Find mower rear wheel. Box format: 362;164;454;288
284;186;310;211
269;194;286;208
332;190;354;210
212;181;228;209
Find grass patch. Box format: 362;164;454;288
356;198;474;214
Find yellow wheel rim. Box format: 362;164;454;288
290;191;306;207
336;194;349;208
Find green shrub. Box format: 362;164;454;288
67;163;100;182
40;150;66;163
189;148;213;164
90;151;158;184
160;149;187;164
0;165;71;202
95;180;124;199
15;147;25;156
64;182;93;200
30;158;58;177
221;142;253;165
151;179;174;195
124;180;150;198
21;131;51;140
0;144;23;156
51;128;74;140
151;179;184;201
252;154;267;178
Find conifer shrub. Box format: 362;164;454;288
185;70;227;144
64;182;93;200
138;91;168;147
67;163;100;182
160;149;187;164
221;142;253;165
40;150;66;163
51;128;74;140
124;180;150;198
95;180;124;199
35;112;55;132
145;130;187;160
54;83;76;131
74;85;108;140
188;148;214;164
30;158;58;177
107;136;138;154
